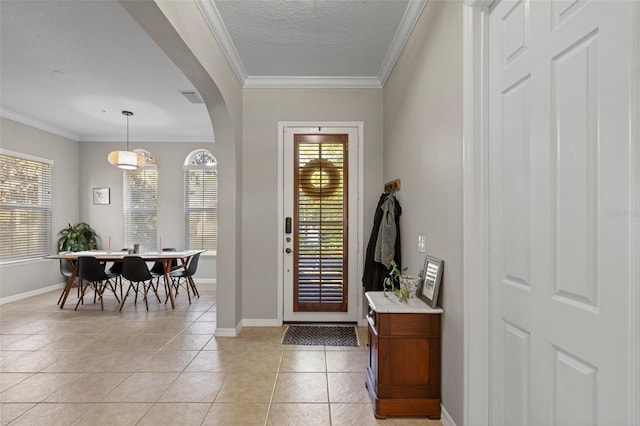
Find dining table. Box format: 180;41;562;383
46;249;206;310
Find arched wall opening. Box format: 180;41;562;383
121;0;243;333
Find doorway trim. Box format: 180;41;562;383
462;1;640;425
462;2;492;425
277;121;364;325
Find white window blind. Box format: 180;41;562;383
184;150;217;251
123;164;157;250
0;150;52;261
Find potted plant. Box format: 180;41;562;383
57;222;101;252
383;260;414;302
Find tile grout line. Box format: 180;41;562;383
263;344;285;426
325;344;333;425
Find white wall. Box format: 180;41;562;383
242;88;384;320
383;1;464;424
0;117;80;299
78;141;217;279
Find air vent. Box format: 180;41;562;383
179;90;204;104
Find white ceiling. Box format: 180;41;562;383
0;0;424;142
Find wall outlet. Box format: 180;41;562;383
418;235;426;253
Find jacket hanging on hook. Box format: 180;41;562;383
362;193;402;291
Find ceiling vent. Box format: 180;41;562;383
179;90;204;104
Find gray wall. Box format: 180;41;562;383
242;88;384;320
383;1;464;424
0;117;80;299
0;116;216;302
145;0;244;329
79;141;217;279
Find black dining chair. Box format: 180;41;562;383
169;251;201;304
107;249;128;300
75;256;120;311
119;256;161;311
150;248;181;276
150;248;181;300
57;259;79;305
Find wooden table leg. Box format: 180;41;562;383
59;259;77;309
164;259;175;309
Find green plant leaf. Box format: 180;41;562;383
57;222;101;252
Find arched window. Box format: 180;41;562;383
184;149;217;251
123;149;157;250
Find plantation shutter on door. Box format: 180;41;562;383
294;134;348;312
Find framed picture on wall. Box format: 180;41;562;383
418;255;443;308
93;187;110;205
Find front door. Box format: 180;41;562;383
283;126;359;322
488;1;632;424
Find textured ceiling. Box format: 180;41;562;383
213;0;410;77
1;0;421;142
0;0;213;142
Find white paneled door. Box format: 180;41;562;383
489;1;632;425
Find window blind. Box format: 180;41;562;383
0;151;52;261
123;166;157;250
184;167;217;250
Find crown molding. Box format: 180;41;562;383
195;0;423;89
79;136;215;143
378;0;428;86
195;0;248;85
244;76;382;89
0;108;79;141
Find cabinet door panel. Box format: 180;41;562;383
388;338;430;385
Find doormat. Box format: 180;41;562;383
282;325;359;347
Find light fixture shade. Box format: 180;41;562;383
108;110;144;170
107;150;145;170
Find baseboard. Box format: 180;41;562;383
194;278;216;285
242;319;282;327
0;282;64;305
215;321;243;337
441;404;457;426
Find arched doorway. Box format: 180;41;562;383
121;0;242;334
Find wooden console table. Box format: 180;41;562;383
365;291;443;419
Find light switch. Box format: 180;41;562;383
418;235;426;253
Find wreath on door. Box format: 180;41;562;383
299;158;342;199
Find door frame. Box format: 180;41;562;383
462;1;640;425
277;121;364;325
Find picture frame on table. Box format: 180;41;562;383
93;187;110;205
418;255;443;308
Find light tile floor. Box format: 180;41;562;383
0;284;443;425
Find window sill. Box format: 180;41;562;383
0;257;49;267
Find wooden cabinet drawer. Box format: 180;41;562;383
376;312;440;337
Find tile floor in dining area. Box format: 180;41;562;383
0;283;442;425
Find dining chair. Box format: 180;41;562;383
57;259;79;305
150;248;181;301
119;256;161;311
150;248;181;276
75;256;120;311
107;248;128;300
169;251;201;304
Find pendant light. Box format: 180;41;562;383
107;111;145;170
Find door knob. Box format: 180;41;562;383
285;248;292;254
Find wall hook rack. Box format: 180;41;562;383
384;179;401;194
